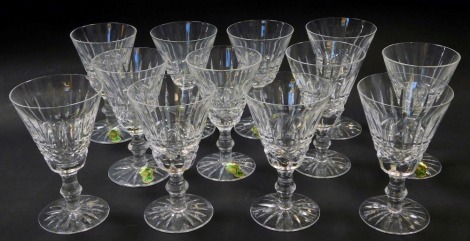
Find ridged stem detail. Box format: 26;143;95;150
60;173;82;210
166;173;188;212
217;128;234;164
313;128;331;162
275;170;296;209
129;134;149;168
385;176;407;213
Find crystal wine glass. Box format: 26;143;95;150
150;21;218;139
286;40;366;178
382;42;461;179
246;71;332;231
128;74;215;233
227;19;294;139
186;45;262;181
9;74;109;234
306;17;377;140
70;22;137;144
91;47;169;187
357;72;454;234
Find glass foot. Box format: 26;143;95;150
196;152;256;181
408;153;442;179
329;117;362;140
359;195;430;235
202;121;216;139
108;154;169;187
250;193;320;232
234;116;259;139
38;195;110;234
297;149;351;178
91;119;132;144
144;194;214;233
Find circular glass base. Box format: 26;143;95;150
408;153;442;179
196;152;256;181
359;195;430;235
250;193;320;232
297;149;351;178
144;194;214;233
202;121;216;139
91;119;132;144
329;117;362;140
108;154;169;187
38;195;109;234
234;116;259;139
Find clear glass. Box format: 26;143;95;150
9;74;109;234
382;42;461;179
150;21;218;139
227;19;294;139
245;71;332;232
186;45;262;181
286;40;366;178
92;47;169;187
128;74;215;233
306;17;377;140
357;73;454;235
70;22;137;144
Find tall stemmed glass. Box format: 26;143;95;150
186;45;262;181
306;17;377;140
227;19;294;139
246;71;332;231
150;21;218;139
286;41;366;178
92;47;169;187
9;74;109;234
128;74;215;233
357;73;454;235
70;22;136;144
382;42;460;179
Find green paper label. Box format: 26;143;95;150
414;161;428;178
139;166;154;183
226;163;245;178
250;126;260;139
108;129;122;143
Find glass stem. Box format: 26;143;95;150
385;176;407;213
217;128;234;164
60;172;82;210
275;170;296;209
313;128;331;161
129;134;149;168
166;173;188;212
101;96;118;125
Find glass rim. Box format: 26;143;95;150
127;74;216;108
305;17;377;39
357;72;454;108
226;19;294;42
382;42;461;68
149;21;218;43
286;40;367;66
69;22;137;44
9;74;102;109
244;71;333;108
185;45;262;73
91;47;166;74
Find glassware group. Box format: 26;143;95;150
10;18;460;235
